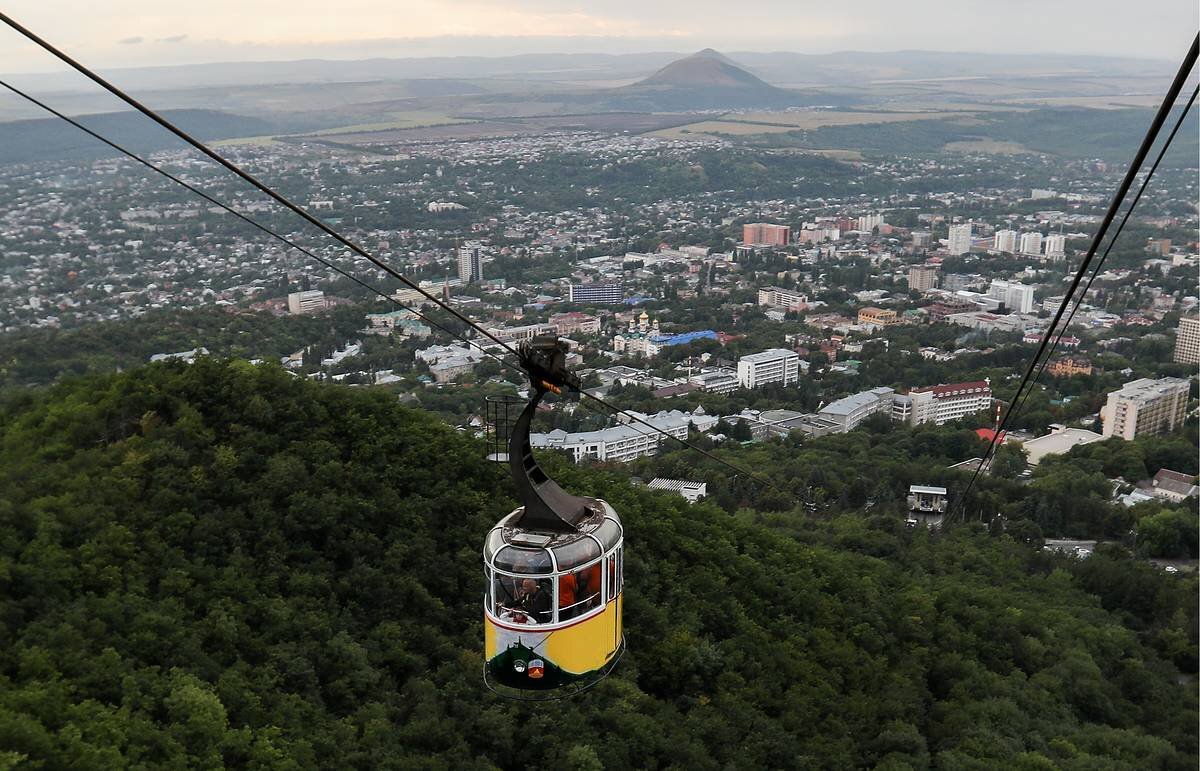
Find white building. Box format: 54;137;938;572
945;311;1025;334
1043;234;1067;259
1100;378;1190;440
1174;315;1199;365
737;349;801;389
1019;232;1043;256
532;409;712;463
947;223;973;255
891;380;993;426
1022;425;1104;465
993;229;1018;253
757;286;809;311
857;213;884;232
688;369;740;395
988;279;1036;314
569;282;624;304
457;242;483;283
647;478;708;503
819;387;895;432
287;289;326;315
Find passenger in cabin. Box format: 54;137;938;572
558;572;577;619
518;578;551;623
577;563;602;610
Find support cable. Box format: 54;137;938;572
0;20;792;501
0;78;520;371
952;34;1198;521
1009;85;1198;426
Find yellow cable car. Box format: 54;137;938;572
483;338;624;696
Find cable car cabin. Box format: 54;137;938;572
483;502;623;690
482;336;625;695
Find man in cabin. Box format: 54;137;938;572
558;572;577;619
518;578;551;623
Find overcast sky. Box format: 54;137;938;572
1;1;1196;74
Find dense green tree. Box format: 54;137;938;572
0;360;1194;768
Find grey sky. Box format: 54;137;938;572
1;1;1195;74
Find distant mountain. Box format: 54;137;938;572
637;48;772;89
0;109;274;164
608;49;831;110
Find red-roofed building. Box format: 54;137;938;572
893;380;994;426
975;427;1007;444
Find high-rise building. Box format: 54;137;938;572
742;223;791;247
891;380;993;426
287;289;326;315
908;265;939;291
911;231;933;249
1174;315;1200;365
457;242;483;283
988;279;1035;314
1100;378;1190;440
857;213;884;232
1043;234;1067;259
947;223;973;255
737;349;801;389
1019;232;1043;255
568;282;624;304
993;229;1018;253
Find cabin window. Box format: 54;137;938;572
492;545;553;574
551;536;601;571
557;558;603;622
493;572;553;626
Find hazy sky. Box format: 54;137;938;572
1;1;1196;74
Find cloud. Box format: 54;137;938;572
157;34;188;43
118;36;144;45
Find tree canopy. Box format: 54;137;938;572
0;360;1194;768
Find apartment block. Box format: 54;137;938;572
1100;377;1190;440
737;349;801;389
1174;315;1199;365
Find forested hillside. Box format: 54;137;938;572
0;360;1195;768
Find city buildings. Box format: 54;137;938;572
757;286;809;311
457;242;483;283
1100;377;1190;440
946;311;1026;334
287;289;327;315
1173;315;1199;365
742;222;791;247
1043;234;1067;259
988;279;1036;314
858;307;900;327
1147;469;1199;502
947;223;973;255
907;265;938;292
857;213;884;232
1023;425;1104;466
532;408;712;463
1019;232;1043;256
819;387;896;432
1046;356;1092;377
737;349;801;389
549;311;601;336
891;380;993;426
993;229;1017;253
568;282;624;304
688;369;740;394
928;299;979;322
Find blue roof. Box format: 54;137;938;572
650;330;719;346
624;296;656;305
